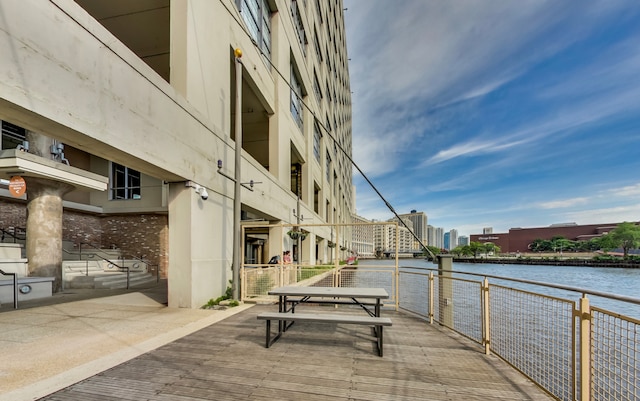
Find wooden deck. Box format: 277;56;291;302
41;305;552;400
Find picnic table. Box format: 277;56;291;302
257;286;392;356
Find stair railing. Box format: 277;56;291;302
0;269;18;309
130;255;161;283
78;242;129;289
1;227;26;244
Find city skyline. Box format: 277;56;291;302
344;1;640;237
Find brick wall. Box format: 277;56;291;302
102;214;169;277
0;198;27;231
0;199;168;278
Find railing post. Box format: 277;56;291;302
13;272;18;309
579;295;591;401
482;278;491;355
428;272;434;324
437;255;454;327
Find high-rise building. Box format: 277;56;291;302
449;229;458;249
444;232;450;250
458;236;470;246
351;214;374;258
0;0;353;308
398;210;428;248
427;225;436;247
483;227;494;234
435;227;445;249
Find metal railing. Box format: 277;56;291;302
0;268;18;309
242;261;640;401
0;227;26;243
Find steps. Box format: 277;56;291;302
63;258;157;290
64;270;158;289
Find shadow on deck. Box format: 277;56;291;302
41;304;552;401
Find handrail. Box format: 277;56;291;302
1;227;26;243
130;255;160;283
400;265;640;306
0;269;18;309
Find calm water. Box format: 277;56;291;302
360;258;640;319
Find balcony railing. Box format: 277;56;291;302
242;261;639;401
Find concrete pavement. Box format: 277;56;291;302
0;282;253;401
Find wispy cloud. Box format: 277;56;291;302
538;198;589;209
345;1;640;235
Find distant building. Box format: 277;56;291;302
435;227;444;249
351;214;374;258
458;236;469;246
398;210;427;248
449;229;458;249
470;222;638;253
483;227;493;234
427;225;436;247
444;232;450;250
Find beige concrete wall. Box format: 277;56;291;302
0;0;352;306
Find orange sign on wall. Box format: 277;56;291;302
8;176;26;197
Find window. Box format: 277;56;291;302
237;0;272;59
290;64;304;129
110;162;141;200
313;122;321;162
291;0;307;56
313;28;323;62
1;121;26;150
325;151;331;182
313;70;322;102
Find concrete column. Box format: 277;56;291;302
25;177;74;292
437;255;454;327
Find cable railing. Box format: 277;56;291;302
242;261;639;401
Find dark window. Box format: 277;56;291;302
110;162;141;200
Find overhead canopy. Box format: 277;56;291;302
0;149;108;191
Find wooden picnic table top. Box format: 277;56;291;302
268;286;389;299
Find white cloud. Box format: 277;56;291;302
538;198;589;209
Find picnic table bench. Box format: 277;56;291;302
257;286;392;356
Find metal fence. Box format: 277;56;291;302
396;266;639;401
243;261;640;401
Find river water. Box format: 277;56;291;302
359;258;640;319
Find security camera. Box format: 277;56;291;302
195;185;209;200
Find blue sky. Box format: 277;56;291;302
343;1;640;237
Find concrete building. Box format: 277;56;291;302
0;0;353;308
449;229;458;250
398;210;427;248
458;236;469;246
351;214;374;258
435;227;445;249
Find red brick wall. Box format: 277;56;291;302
1;199;168;277
102;214;169;277
63;212;103;246
0;198;27;231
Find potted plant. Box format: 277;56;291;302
287;229;307;241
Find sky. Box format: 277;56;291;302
343;0;640;237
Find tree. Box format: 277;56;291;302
468;242;484;259
483;242;499;256
609;222;640;258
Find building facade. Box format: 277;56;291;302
0;0;353;308
351;214;375;258
398;210;427;248
470;222;636;253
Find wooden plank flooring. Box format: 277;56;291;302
41;305;552;400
